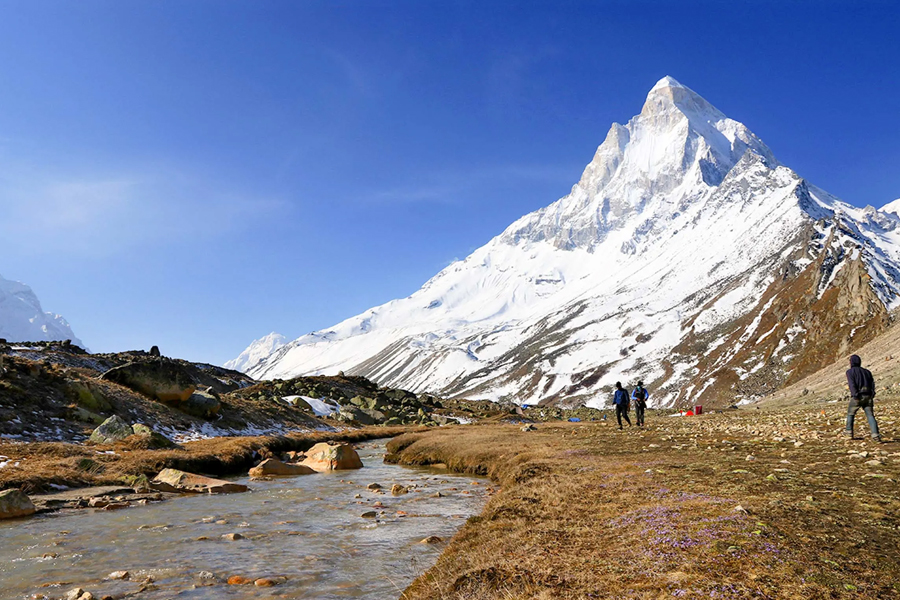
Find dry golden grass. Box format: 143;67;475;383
390;398;900;599
0;426;415;493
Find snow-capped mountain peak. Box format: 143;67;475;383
0;274;85;348
223;332;286;373
233;78;900;409
881;198;900;217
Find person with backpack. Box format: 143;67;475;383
845;354;881;442
631;381;649;427
612;382;631;429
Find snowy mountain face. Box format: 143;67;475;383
238;77;900;408
881;199;900;217
223;332;286;372
0;274;85;349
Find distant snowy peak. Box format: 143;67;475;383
881;198;900;217
224;332;286;373
0;274;85;348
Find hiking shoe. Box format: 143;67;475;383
872;436;883;443
843;430;855;439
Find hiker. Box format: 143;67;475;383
631;381;649;427
845;354;881;442
613;381;631;429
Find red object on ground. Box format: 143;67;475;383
685;410;695;416
694;405;703;415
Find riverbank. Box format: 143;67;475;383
0;426;416;495
388;397;900;599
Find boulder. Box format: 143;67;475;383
131;423;177;449
151;468;248;494
300;442;363;472
89;415;133;444
339;406;375;425
0;488;36;519
287;396;312;411
249;458;316;478
102;359;195;403
181;391;221;419
359;408;387;424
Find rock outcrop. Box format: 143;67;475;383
300;442;363;471
102;359;196;403
0;488;36;519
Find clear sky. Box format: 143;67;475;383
1;1;898;365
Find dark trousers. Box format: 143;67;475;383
615;404;631;428
635;404;645;427
847;395;880;439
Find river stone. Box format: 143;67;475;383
0;489;36;519
181;391;221;419
151;468;248;494
391;484;408;495
301;442;363;471
249;458;316;478
89;415;133;444
420;535;443;544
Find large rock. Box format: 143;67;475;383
131;423;177;449
0;488;36;519
249;458;316;478
89;415;133;444
287;396;312;411
151;469;248;494
181;391;221;419
338;406;375;425
301;442;363;472
102;359;196;403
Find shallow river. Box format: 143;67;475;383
0;441;489;599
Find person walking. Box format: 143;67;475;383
631;381;649;427
845;354;881;442
613;382;632;430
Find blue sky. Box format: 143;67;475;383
1;1;898;365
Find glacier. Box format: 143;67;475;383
235;77;900;408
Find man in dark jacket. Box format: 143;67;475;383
613;382;631;430
846;354;881;442
631;381;649;427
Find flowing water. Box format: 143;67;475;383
0;441;489;599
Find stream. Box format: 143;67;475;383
0;441;489;599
